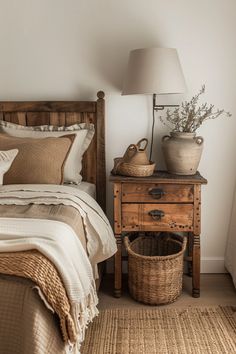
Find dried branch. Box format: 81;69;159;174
159;85;231;133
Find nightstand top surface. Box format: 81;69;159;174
109;170;207;184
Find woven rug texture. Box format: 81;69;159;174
81;306;236;354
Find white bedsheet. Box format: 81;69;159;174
65;182;96;199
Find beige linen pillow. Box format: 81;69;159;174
0;121;95;184
0;134;74;185
0;149;18;185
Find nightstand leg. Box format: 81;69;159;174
192;233;200;298
114;234;122;297
187;232;193;277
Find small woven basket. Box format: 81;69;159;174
113;158;155;177
124;233;187;305
112;138;155;177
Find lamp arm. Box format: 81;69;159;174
153;93;179;111
149;94;179;161
149;94;156;161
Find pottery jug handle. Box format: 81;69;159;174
136;138;148;151
195;136;204;145
122;144;138;162
127;144;138;152
162;135;171;142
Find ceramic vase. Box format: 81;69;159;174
162;132;204;175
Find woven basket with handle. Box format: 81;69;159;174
112;138;155;177
123;138;149;165
124;233;187;305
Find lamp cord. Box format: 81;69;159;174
149;94;156;161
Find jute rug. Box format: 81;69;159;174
81;306;236;354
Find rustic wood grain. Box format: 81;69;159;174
113;182;122;297
17;112;27;125
187;232;193;276
122;183;194;203
26;112;50;126
0;101;96;112
110;170;207;184
81;112;97;185
49;112;66;126
122;203;193;232
65;112;82;126
114;234;122;298
3;112;26;124
192;233;200;298
114;183;122;234
96;91;106;212
193;184;201;235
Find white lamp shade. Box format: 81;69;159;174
122;47;186;95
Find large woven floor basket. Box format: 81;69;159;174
124;233;187;305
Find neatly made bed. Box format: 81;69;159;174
0;91;106;210
0;92;116;354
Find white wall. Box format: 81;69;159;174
0;0;235;272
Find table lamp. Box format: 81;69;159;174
122;47;186;160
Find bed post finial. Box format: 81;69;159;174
97;91;105;99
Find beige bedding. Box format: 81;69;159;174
0;184;116;354
0;204;87;250
0;274;66;354
0;204;86;352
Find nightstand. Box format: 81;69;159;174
109;171;207;298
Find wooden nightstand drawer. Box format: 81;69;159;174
122;183;194;203
122;203;193;232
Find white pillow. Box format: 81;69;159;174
0;121;95;184
0;149;18;185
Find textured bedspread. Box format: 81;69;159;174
0;204;87;345
0;274;67;354
0;184;117;354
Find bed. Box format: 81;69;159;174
0;91;117;354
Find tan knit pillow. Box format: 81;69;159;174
0;120;95;184
0;134;75;185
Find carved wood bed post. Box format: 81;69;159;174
96;91;106;212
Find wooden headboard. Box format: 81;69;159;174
0;91;106;211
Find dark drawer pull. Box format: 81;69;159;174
148;209;165;221
148;188;165;199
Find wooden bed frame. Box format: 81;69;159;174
0;91;106;211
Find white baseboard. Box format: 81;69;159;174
106;257;228;274
201;257;227;273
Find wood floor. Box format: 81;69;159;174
98;274;236;310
